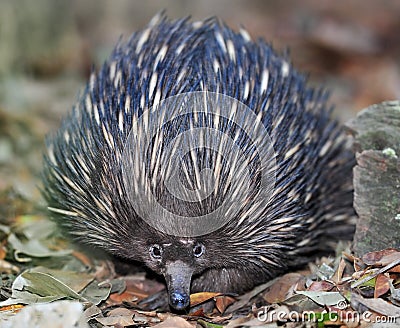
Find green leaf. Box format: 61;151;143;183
8;233;71;260
79;280;111;305
17;271;84;300
0;266;95;305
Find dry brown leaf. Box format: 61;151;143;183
362;248;400;266
136;309;158;317
124;284;149;299
124;275;164;296
307;280;335;292
107;308;135;316
83;304;102;319
332;258;347;284
263;273;305;303
152;316;193;328
380;252;400;267
215;295;236;313
109;290;139;303
374;274;390;298
0;244;6;260
96;314;135;327
189;307;205;317
108;276;161;304
190;292;221;307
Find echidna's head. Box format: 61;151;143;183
125;219;256;311
140;235;208;310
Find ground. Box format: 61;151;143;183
0;1;400;327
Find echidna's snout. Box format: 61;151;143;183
164;261;193;310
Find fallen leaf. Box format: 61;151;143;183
0;242;6;260
189;307;205;317
374;274;390;298
363;248;400;266
124;275;163;298
215;295;236;313
283;293;321;311
79;279;111;305
109;290;139;303
307;280;334;292
380;252;400;267
83;304;101;319
332;258;347;284
152;316;193;328
96;314;135;326
135;309;158;317
29;266;94;292
108;278;126;294
12;270;84;303
296;291;346;307
132;310;158;324
8;233;71;261
389;280;400;305
263;273;305;303
0;266;111;306
190;292;221;307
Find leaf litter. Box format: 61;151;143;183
1;217;400;328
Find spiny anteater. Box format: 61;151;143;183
42;14;355;310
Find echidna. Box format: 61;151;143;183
42;14;355;310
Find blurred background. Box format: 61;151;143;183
0;0;399;215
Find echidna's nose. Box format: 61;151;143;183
164;260;193;311
170;291;190;310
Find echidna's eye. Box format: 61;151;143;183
193;243;205;258
149;244;162;260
